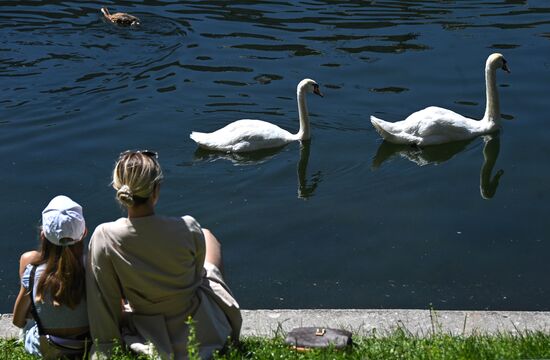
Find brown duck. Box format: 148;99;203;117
101;7;140;26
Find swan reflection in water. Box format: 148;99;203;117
372;133;503;199
479;135;504;199
296;140;322;199
193;145;282;166
193;140;322;199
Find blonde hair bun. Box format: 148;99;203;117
116;184;135;207
112;151;163;208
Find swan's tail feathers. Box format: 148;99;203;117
370;116;421;145
370;116;395;141
190;131;201;142
190;132;210;147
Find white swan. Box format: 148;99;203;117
190;78;323;152
370;53;510;146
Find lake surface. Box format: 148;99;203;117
1;0;549;312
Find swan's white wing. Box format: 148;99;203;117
372;107;483;145
190;119;294;152
371;116;424;145
402;107;482;144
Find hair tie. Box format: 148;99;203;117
118;184;133;197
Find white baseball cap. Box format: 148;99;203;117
41;195;86;246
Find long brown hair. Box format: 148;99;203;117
33;231;85;309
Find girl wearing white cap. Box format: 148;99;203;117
12;195;90;358
86;150;241;360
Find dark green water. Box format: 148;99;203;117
1;0;549;312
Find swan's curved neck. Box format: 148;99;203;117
483;64;500;126
295;86;310;140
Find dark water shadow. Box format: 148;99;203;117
372;133;504;199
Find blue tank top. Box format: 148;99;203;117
22;263;88;329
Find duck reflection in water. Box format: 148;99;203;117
372;133;503;199
193;140;322;200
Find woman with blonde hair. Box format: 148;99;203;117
12;195;90;358
86;150;241;360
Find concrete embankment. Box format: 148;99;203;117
2;310;549;339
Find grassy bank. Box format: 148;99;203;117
2;329;550;359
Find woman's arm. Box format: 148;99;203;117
86;226;124;358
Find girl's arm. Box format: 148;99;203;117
12;285;30;328
12;251;40;328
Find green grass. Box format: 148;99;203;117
2;329;550;359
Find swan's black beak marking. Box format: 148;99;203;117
313;84;323;97
502;59;511;73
